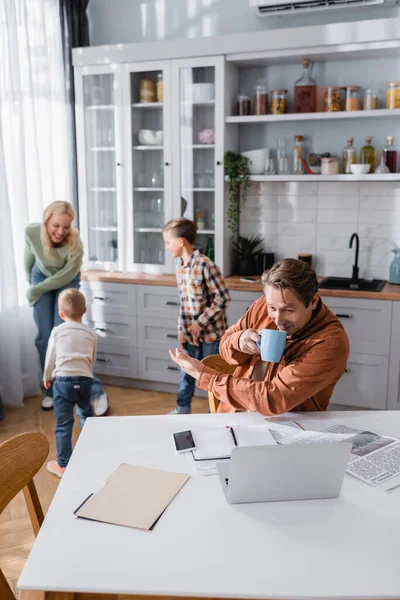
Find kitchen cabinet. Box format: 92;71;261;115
75;56;226;275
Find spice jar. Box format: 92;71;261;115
364;85;379;110
140;79;156;103
253;79;268;115
321;157;339;175
324;86;345;112
386;82;400;109
270;90;288;115
293;135;304;174
194;211;206;230
345;86;361;111
236;91;250;116
156;72;163;102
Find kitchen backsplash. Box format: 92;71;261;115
239;181;400;280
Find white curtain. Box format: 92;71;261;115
0;0;71;407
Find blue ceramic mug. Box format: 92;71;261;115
256;329;287;362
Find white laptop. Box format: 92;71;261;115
217;442;352;504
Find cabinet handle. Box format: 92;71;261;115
345;367;351;373
166;366;179;371
96;358;110;363
165;162;170;166
94;296;107;301
165;301;179;306
216;161;221;165
166;334;178;339
94;327;108;332
117;162;121;166
335;313;353;319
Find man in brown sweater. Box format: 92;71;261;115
169;258;350;416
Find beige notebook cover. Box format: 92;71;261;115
75;463;190;530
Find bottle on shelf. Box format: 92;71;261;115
205;236;215;262
293;135;304;174
277;138;289;174
236;91;250;116
342;137;357;174
253;79;268;115
294;58;317;113
375;154;390;174
383;136;397;173
360;137;375;174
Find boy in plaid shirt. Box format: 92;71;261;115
163;218;231;414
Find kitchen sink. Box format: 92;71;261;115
318;276;387;292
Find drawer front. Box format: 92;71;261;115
94;345;137;379
330;353;388;410
137;317;179;351
227;291;262;326
136;285;180;319
323;298;392;356
80;281;136;317
85;315;137;349
138;349;180;384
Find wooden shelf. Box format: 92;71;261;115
226;108;400;124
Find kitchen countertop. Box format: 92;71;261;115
81;270;400;300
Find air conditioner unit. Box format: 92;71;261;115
251;0;395;17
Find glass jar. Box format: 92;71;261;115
270;90;288;115
384;136;397;173
294;58;317;113
156;72;163;102
293;135;304;174
321;157;339;175
194;211;206;230
324;86;345;112
140;79;156;103
253;79;268;115
236;91;250;116
389;248;400;284
386;82;400;109
345;86;361;111
361;137;375;174
342;137;357;174
276;138;289;174
364;85;379;110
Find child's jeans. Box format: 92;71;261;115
176;340;220;414
53;376;94;467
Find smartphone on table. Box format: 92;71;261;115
173;430;196;453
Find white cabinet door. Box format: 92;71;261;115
80;281;136;317
75;65;124;271
136;285;180;319
137;317;179;351
330;353;388;410
322;297;392;356
227;290;262;326
122;60;174;275
94;344;137;379
171;56;225;271
138;349;180;384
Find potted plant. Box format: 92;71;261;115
224;151;251;243
231;235;264;276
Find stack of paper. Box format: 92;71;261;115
75;463;189;530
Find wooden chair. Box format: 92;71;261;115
201;354;236;413
0;432;49;600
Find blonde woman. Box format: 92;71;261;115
24;201;108;415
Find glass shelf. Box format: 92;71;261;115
133;187;164;192
132;102;163;108
132;146;164;150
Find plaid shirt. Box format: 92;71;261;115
176;249;231;344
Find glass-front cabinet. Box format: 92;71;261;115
75;65;123;270
75;57;225;273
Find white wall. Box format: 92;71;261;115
240;180;400;280
87;0;400;46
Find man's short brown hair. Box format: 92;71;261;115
162;218;197;244
261;258;318;307
58;288;86;318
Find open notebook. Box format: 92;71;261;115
191;425;276;461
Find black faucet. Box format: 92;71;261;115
349;233;360;283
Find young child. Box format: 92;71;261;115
162;218;231;414
43;288;97;477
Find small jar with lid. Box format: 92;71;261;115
253;79;268;115
364;85;379;110
236;91;250;116
345;86;361;111
324;86;345;112
140;79;156;103
386;82;400;109
270;90;288;115
321;157;339;175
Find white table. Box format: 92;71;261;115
18;411;400;599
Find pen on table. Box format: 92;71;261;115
230;427;238;446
